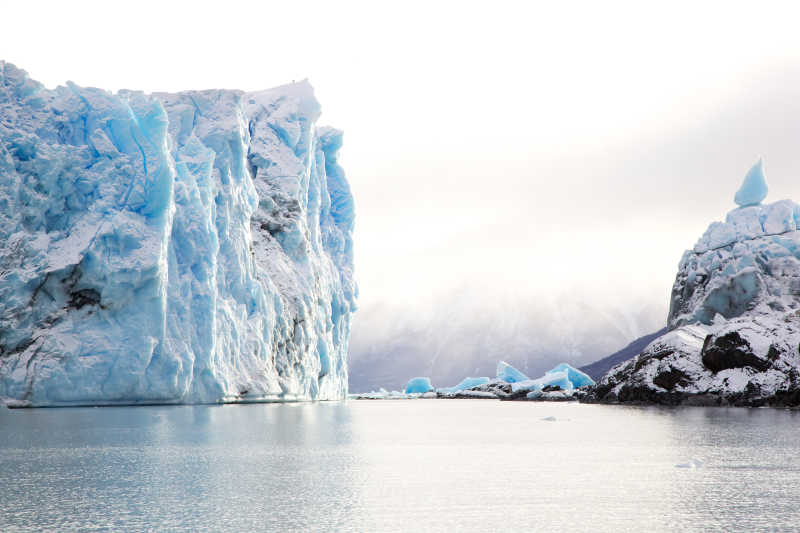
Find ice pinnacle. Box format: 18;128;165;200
734;159;768;207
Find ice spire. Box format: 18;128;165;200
734;159;768;207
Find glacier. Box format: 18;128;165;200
0;62;356;406
590;161;800;406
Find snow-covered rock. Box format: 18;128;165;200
590;161;800;406
0;62;356;406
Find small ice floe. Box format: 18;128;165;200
675;458;704;469
541;416;558;422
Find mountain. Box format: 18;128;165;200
349;288;664;392
0;62;356;406
579;328;667;381
589;161;800;407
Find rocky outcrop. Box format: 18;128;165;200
587;163;800;407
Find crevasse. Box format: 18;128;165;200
0;62;356;406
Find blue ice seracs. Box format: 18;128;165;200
0;62;356;406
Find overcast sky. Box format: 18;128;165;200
5;0;800;354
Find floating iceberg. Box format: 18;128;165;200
496;361;529;383
511;370;573;394
436;376;490;394
0;62;356;406
734;159;768;207
546;364;595;388
404;377;434;394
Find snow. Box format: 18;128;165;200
350;389;420;400
734;159;768;207
0;63;356;406
597;160;800;403
404;377;434;394
436;376;490;394
496;361;529;383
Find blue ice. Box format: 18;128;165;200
405;377;434;394
546;363;595;388
496;361;530;383
437;377;490;394
734;159;768;207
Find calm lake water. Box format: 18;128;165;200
1;400;799;532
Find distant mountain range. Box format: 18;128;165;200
579;328;667;380
348;289;665;392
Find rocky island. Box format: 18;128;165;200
588;160;800;407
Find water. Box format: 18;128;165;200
1;400;799;532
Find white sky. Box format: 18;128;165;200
5;0;800;341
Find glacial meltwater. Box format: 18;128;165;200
1;401;799;532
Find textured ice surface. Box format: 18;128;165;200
496;361;529;383
0;63;356;406
734;159;768;207
436;376;490;394
404;377;434;394
547;364;595;388
511;369;573;393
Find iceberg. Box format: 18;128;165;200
734;159;768;207
496;361;529;383
546;363;595;388
0;62;356;406
436;376;490;394
404;377;434;394
511;370;573;393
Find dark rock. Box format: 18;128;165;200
652;367;691;391
701;331;771;373
616;384;686;406
500;388;531;401
634;348;674;372
68;288;101;310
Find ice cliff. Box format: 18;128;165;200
590;161;800;406
0;62;356;406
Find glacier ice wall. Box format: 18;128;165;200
0;62;356;406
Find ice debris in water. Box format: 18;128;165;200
675;458;704;469
496;361;530;383
546;364;595;388
512;363;594;394
437;377;490;394
734;159;768;207
404;377;434;394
